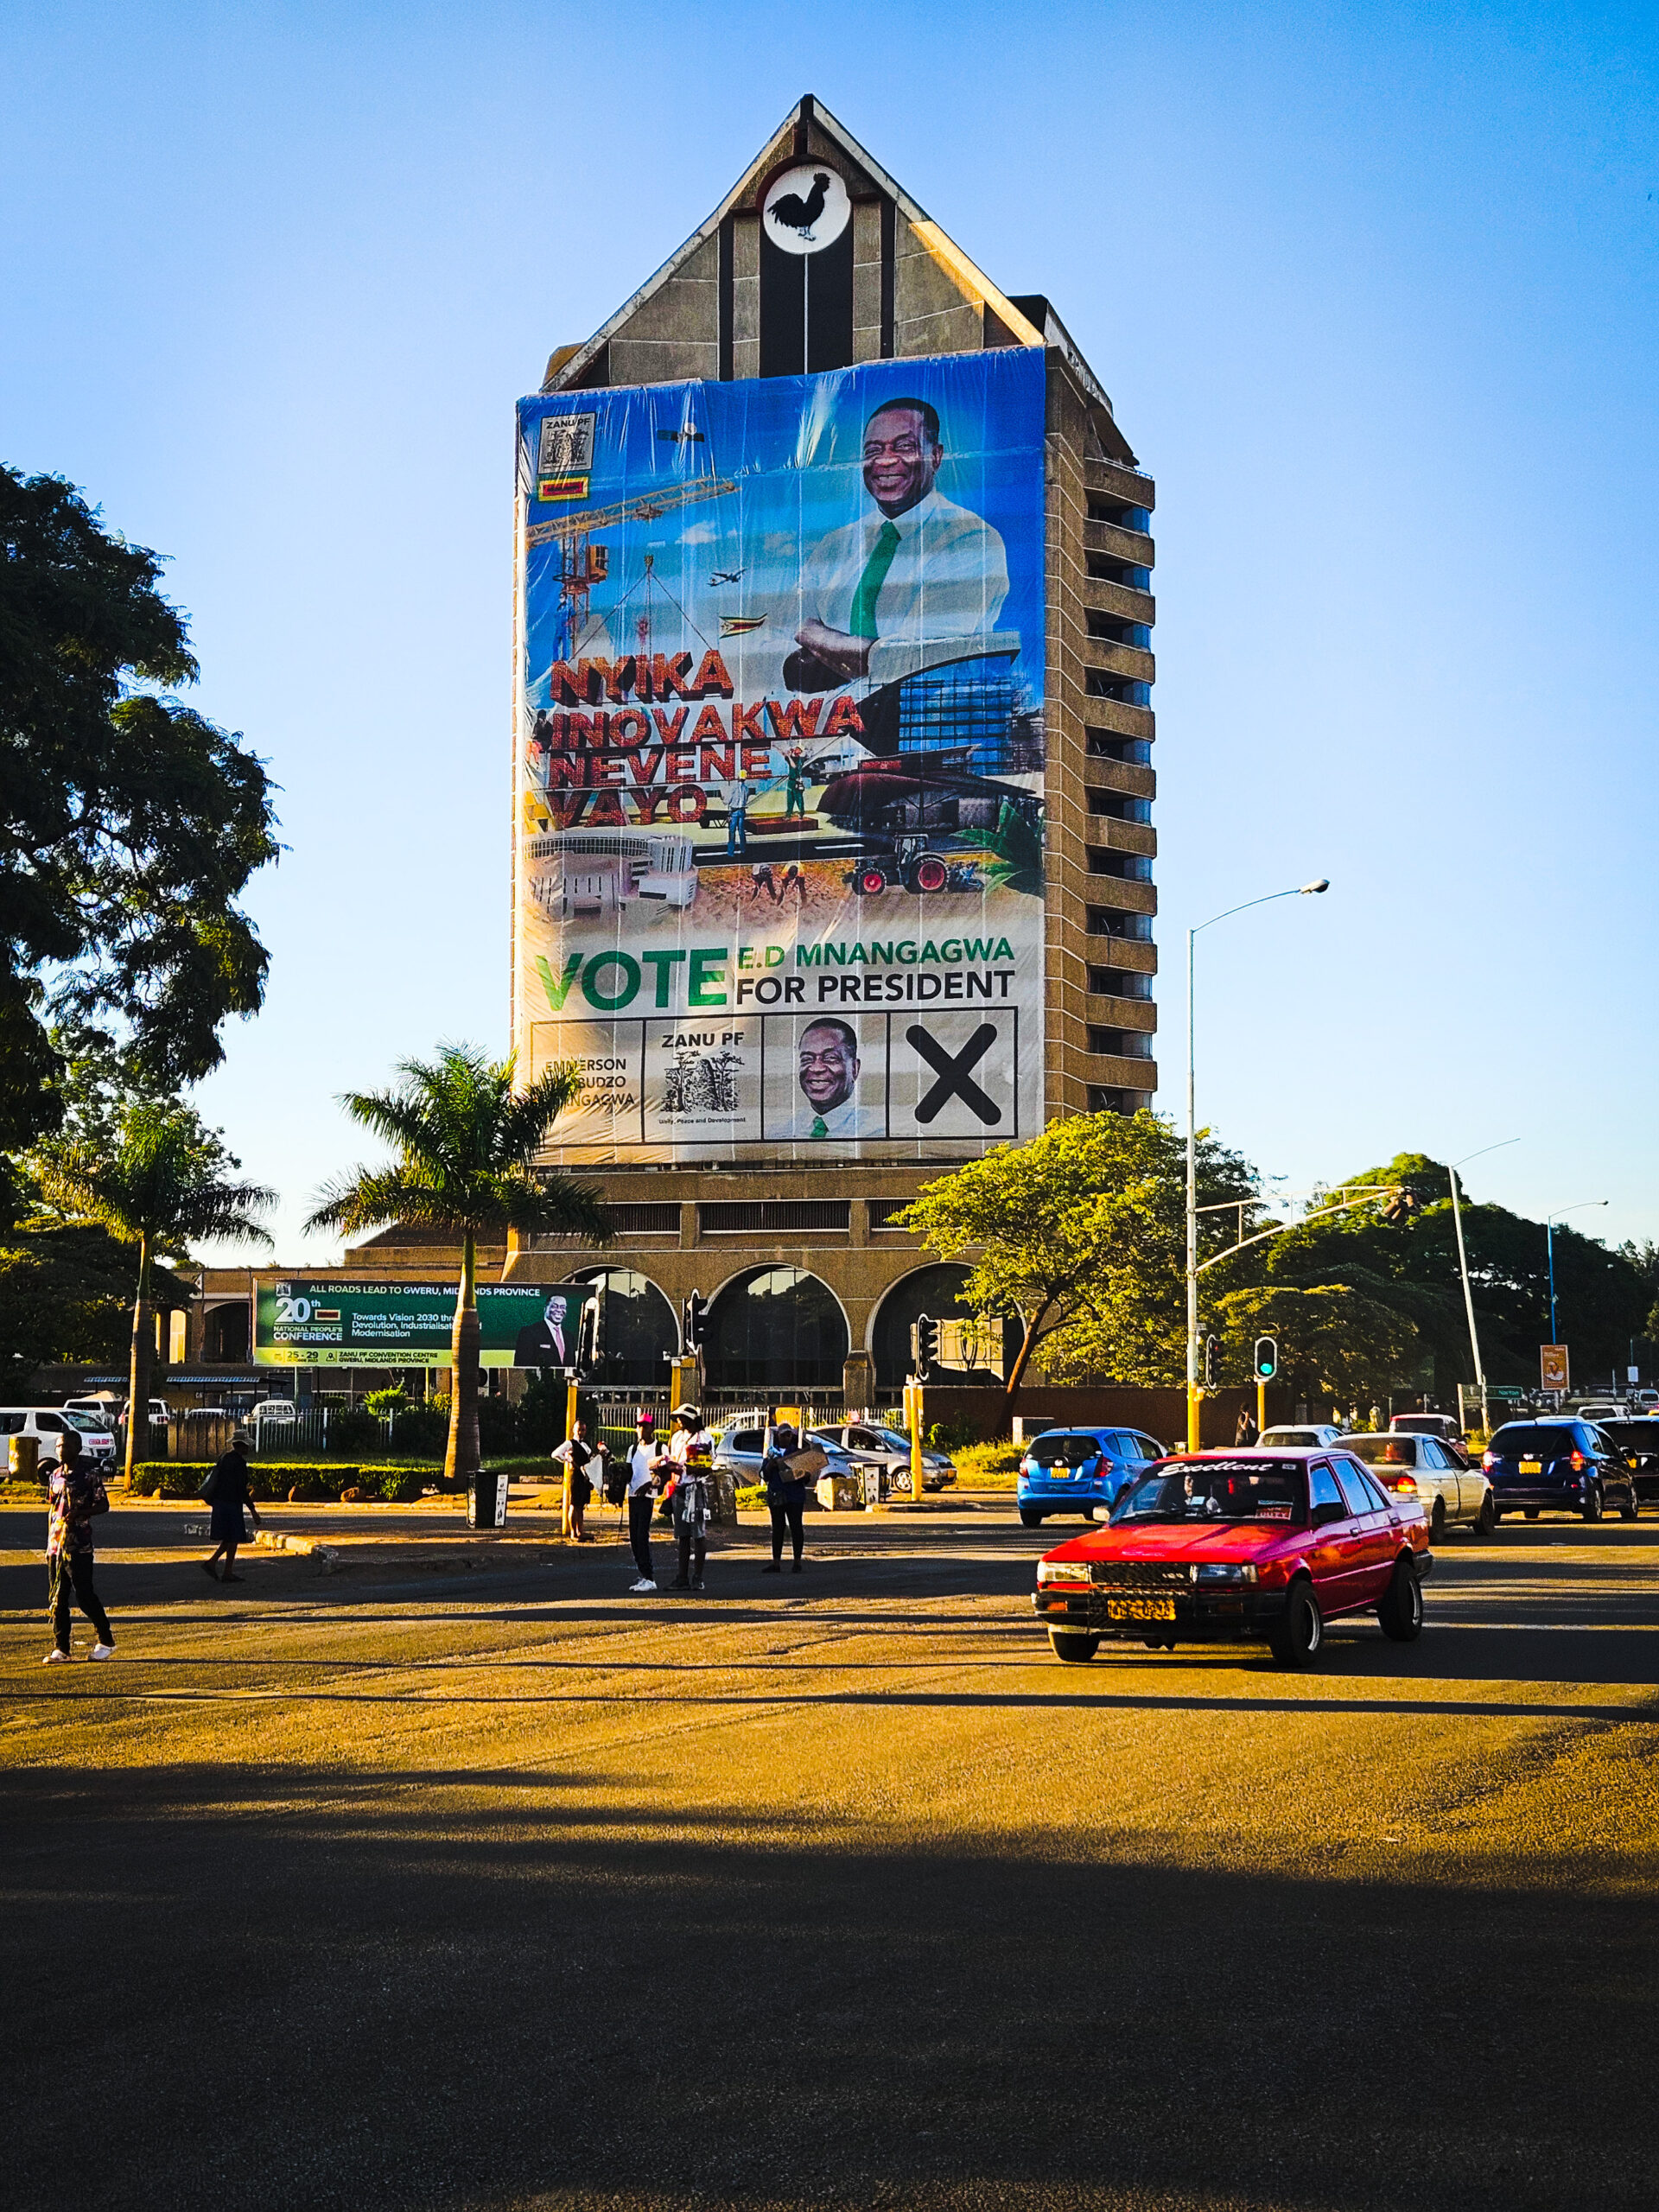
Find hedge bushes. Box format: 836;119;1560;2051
126;1463;438;1503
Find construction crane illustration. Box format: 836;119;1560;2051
525;475;738;663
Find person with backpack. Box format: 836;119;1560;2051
664;1404;715;1592
44;1428;115;1662
761;1422;816;1574
201;1428;262;1582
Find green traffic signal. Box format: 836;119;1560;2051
1253;1335;1278;1381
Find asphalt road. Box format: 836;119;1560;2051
3;1497;1658;2212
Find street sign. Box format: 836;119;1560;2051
1540;1344;1570;1393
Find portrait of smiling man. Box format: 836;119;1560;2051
787;395;1010;691
778;1017;883;1140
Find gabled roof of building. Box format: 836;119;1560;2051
542;92;1124;448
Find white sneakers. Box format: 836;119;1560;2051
90;1643;115;1660
629;1578;657;1592
48;1643;117;1662
43;1648;70;1663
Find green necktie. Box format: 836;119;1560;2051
810;1116;829;1139
848;520;901;640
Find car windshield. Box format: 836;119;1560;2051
1112;1460;1303;1524
61;1411;107;1433
1030;1433;1103;1466
863;1427;912;1453
1262;1429;1323;1446
1346;1434;1418;1466
1490;1424;1581;1459
1390;1418;1446;1437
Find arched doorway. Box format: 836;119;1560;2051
872;1265;1016;1389
577;1269;678;1387
703;1268;849;1391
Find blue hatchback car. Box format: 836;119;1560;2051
1017;1426;1168;1527
1483;1418;1638;1524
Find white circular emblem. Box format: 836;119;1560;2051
762;165;851;256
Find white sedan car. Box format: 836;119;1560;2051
1344;1430;1495;1536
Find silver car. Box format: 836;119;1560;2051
819;1421;958;1493
1345;1430;1495;1537
712;1425;861;1487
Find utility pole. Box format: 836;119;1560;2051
1185;879;1328;1453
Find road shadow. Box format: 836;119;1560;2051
0;1762;1655;2212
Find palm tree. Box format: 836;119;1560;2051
304;1045;608;1491
35;1103;275;1481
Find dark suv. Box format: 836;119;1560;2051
1588;1417;1659;1510
1483;1421;1638;1524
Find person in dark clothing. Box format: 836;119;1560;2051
45;1429;115;1662
1235;1405;1260;1446
761;1423;811;1575
202;1430;261;1582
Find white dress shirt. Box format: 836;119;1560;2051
809;488;1009;645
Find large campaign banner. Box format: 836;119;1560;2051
254;1281;598;1369
513;349;1046;1161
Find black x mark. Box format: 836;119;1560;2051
906;1022;1001;1125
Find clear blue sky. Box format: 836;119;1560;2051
4;1;1656;1259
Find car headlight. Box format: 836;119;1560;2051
1192;1562;1257;1585
1036;1559;1091;1586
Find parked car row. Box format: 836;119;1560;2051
712;1420;958;1496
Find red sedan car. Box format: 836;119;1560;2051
1031;1449;1433;1668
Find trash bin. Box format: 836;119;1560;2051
468;1470;508;1529
9;1433;40;1481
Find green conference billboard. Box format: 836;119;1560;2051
253;1279;598;1369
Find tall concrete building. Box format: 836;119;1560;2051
507;95;1156;1406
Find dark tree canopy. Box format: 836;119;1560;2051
0;466;278;1145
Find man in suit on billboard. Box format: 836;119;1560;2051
514;1292;571;1368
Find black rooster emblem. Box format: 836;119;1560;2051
768;171;832;242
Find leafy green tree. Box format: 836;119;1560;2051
0;1220;193;1389
1262;1152;1650;1395
304;1046;609;1491
895;1110;1262;1425
1214;1283;1420;1408
35;1103;274;1477
0;467;278;1147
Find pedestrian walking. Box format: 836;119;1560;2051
553;1419;597;1541
760;1421;816;1575
201;1428;261;1581
625;1421;658;1592
44;1428;115;1662
664;1403;715;1591
1234;1405;1259;1446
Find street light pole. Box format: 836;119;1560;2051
1545;1200;1608;1350
1185;878;1328;1452
1446;1139;1517;1439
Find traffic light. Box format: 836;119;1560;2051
682;1291;707;1351
1380;1186;1421;1227
1253;1336;1278;1382
576;1292;601;1372
1203;1333;1219;1391
911;1313;938;1379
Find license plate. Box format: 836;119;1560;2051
1106;1595;1176;1623
1520;1459;1542;1474
1051;1465;1072;1478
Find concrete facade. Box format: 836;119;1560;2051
518;98;1158;1391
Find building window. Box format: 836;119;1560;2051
1085;788;1152;824
1085;671;1152;707
603;1203;680;1235
1086;848;1153;881
699;1200;850;1234
1087;906;1154;943
702;1268;849;1389
872;1264;1015;1389
1086;728;1152;765
1084;610;1152;650
576;1269;679;1386
1086;963;1154;1001
1085;551;1152;589
868;1199;916;1231
1086;497;1152;531
203;1303;251;1363
1088;1086;1135;1115
1087;1027;1154;1058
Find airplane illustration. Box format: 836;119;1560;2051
709;567;745;585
